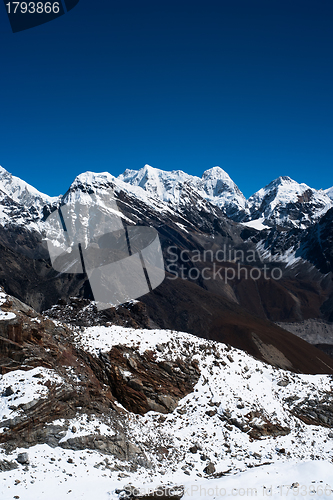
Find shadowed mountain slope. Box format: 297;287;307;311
141;276;333;375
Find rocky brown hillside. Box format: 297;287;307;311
0;289;200;458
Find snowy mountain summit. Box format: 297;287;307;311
0;165;60;230
0;165;57;208
198;166;248;216
119;164;248;219
245;176;333;229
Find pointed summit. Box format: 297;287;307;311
71;170;115;188
201;166;232;182
276;175;293;183
247;176;332;229
0;164;57;207
198;166;247;216
118;164;194;203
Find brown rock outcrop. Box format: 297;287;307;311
0;288;199;458
98;346;200;415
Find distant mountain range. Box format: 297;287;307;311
119;164;333;229
0;162;333;366
0;163;332;231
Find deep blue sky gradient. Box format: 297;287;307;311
0;0;332;197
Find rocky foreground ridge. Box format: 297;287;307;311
0;288;333;497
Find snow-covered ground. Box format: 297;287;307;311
0;447;332;500
0;367;64;432
1;325;333;499
240;218;270;231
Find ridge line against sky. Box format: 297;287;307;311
0;0;332;198
1;162;333;201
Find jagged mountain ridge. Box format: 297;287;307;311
119;164;248;220
0;164;249;312
0;166;58;209
118;165;333;229
244;175;333;229
0;163;332;329
45;167;333;325
0;166;60;230
0;163;332;232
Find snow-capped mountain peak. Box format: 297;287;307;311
201;167;231;181
275;175;292;183
0;165;58;207
201;165;232;182
0;165;60;231
118;164;192;200
118;164;247;217
71;170;115;188
199;166;247;214
246;175;333;229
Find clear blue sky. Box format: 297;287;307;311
0;0;332;198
